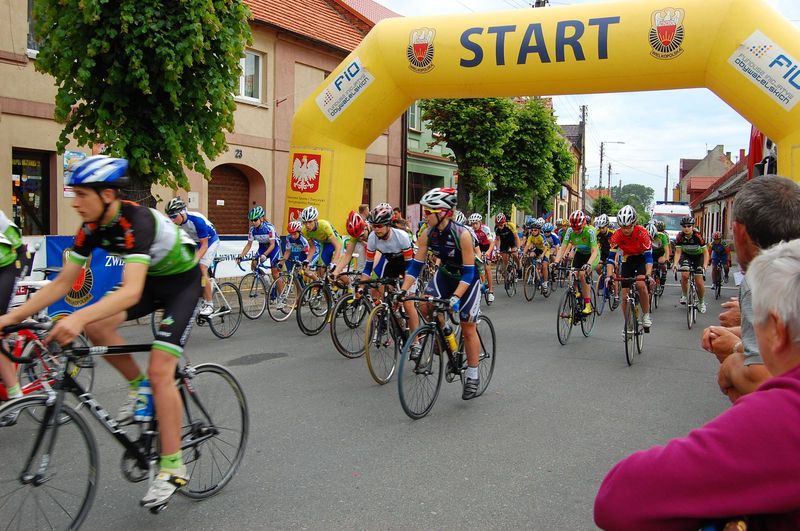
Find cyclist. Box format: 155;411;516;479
542;222;561;287
522;218;551;292
469;213;494;302
359;205;412;295
401;187;483;400
332;211;370;280
556;218;569;243
0;209;25;414
165;198;219;316
279;220;310;271
237;205;281;285
709;231;731;286
0;156;200;508
672;215;709;313
553;210;599;314
607;205;654;330
494;213;521;281
300;206;343;278
648;221;670;287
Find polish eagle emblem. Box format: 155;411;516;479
291;153;321;193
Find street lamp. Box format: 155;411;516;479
486;180;497;226
599;141;625;191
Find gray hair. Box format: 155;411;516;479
733;175;800;249
747;239;800;343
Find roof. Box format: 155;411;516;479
560;124;582;152
585;188;610;201
336;0;401;24
690;155;749;209
686;176;719;192
245;0;370;52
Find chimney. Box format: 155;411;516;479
739;148;746;162
726;151;731;160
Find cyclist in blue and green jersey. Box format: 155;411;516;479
649;220;671;286
280;220;310;271
553;210;600;314
0;156;201;509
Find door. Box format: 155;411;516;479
208;165;250;234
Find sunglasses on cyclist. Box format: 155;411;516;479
372;223;386;229
681;223;693;227
168;213;180;219
423;208;443;216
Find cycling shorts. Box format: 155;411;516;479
711;255;729;265
124;265;203;358
424;269;481;323
374;255;406;280
620;254;648;287
0;262;21;315
312;242;337;268
571;251;597;270
199;240;220;268
680;254;704;274
478;242;490;253
499;243;517;254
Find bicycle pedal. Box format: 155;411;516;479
149;502;169;515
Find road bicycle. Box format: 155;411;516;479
556;267;596;345
678;264;704;330
296;270;360;336
396;297;496;419
650;261;668;309
238;260;274;320
494;251;519;297
712;261;725;300
522;255;550;301
363;278;412;385
151;258;242;339
595;269;620;316
329;275;374;359
265;259;311;322
615;275;648;366
0;322;248;529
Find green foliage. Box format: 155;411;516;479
612;183;655;212
420;97;575;215
419;98;516;212
33;0;253;191
592;195;617;216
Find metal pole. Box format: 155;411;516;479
599;143;604;189
664;164;669;202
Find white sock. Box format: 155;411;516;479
466;366;478;380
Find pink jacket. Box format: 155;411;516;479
595;364;800;530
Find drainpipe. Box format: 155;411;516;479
400;111;408;215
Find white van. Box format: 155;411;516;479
650;201;692;242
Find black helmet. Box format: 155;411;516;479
680;216;695;226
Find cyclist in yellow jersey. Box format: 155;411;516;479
523;218;551;289
299;206;342;278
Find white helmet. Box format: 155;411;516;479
617;205;637;227
646;222;658;239
419;187;457;210
300;206;319;222
454;210;467;224
376;202;392;211
595;214;609;228
468;213;482;224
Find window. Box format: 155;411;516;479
27;0;40;54
237;51;262;102
12;151;50;235
408;172;443;205
362;178;372;206
408;102;420;130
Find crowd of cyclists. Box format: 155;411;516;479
0;154;752;527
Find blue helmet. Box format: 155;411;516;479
66;156;129;188
543;223;554;233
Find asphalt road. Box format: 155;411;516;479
75;274;737;530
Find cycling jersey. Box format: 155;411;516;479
543;233;561;249
69;201;197;276
0;210;22;269
285;233;310;261
608;226;652;263
596;228;616;256
427;221;473;275
179;212;219;246
302;219;340;246
563;226;598;255
473;225;492;251
364;227;412;279
675;229;706;255
495;223;518;247
651;232;670;255
248;220;278;257
709;241;730;260
526;233;549;252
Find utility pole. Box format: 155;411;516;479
664;164;669;202
580;105;587;211
599;140;624;193
608;163;613;196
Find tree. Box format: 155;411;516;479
612;184;655;212
33;0;253;202
492;98;574;214
420;98;517;212
592;195;618;217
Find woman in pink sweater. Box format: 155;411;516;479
595;239;800;530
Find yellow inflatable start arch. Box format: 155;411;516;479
284;0;800;229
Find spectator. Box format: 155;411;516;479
391;206;413;235
358;203;369;219
595;239;800;530
701;175;800;402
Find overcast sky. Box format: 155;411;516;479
374;0;800;197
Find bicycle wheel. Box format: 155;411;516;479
267;274;299;322
609;281;620;311
179;363;249;500
714;272;722;300
473;315;496;397
635;304;644;354
624;300;635;366
523;265;536;301
239;272;268;320
330;294;371;359
556;291;574;345
595;277;607;316
296;282;332;336
687;282;696;330
494;260;504;285
581;287;597;337
208;282;243;339
0;396;98;530
364;304;399;385
504;264;516;297
397;325;444;419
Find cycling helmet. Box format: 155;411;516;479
65;155;129;188
543;223;554;233
617;204;637;227
595;214;609;228
165;197;187;215
288;220;303;233
712;231;722;240
680;215;695;226
468;213;482;224
524;216;535;229
536;217;545;227
647;222;658;240
368;205;392;226
656;220;666;232
300;206;319;222
569;210;586;229
560;218;570;227
532;218;544;230
454;210;467;225
495;213;507;224
419;187;457;210
248;206;265;221
346;211;366;238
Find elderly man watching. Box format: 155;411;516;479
702;175;800;402
595;239;800;530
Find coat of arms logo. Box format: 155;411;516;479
407;28;436;73
649;8;685;60
291;153;321;193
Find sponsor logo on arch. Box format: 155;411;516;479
649;8;685;60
